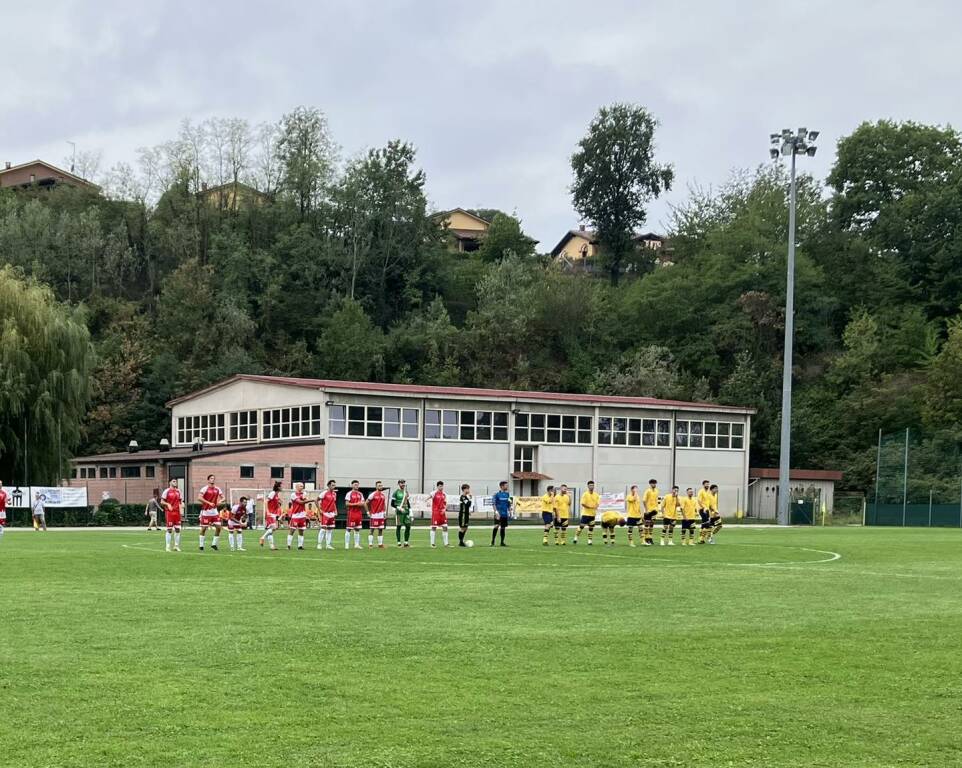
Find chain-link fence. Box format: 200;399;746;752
868;429;962;527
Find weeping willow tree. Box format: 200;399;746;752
0;266;94;484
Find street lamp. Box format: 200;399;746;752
769;127;818;525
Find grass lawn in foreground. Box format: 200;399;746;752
1;526;961;767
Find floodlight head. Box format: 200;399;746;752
769;148;780;160
806;146;817;157
782;128;792;138
797;127;808;138
781;143;793;156
808;130;819;141
770;133;781;143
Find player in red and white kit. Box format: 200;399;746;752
430;480;450;548
160;479;183;552
227;496;249;551
260;481;282;550
197;475;224;551
317;480;338;550
286;482;310;550
0;480;8;543
367;481;388;549
345;480;366;550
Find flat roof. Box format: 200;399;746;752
166;374;755;415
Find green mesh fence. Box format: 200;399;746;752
868;429;962;527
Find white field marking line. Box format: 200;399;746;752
121;541;840;569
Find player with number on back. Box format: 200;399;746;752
317;480;337;550
367;481;388;549
642;479;660;546
345;481;366;550
457;484;472;547
540;486;556;546
160;479;183;552
553;484;571;545
197;475;224;551
287;482;310;551
260;481;282;550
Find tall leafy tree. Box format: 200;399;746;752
570;104;674;284
275;106;336;218
0;267;94;483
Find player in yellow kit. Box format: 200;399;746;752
697;479;713;544
641;479;660;546
680;487;699;545
553;484;572;544
660;485;680;546
624;484;642;547
540;486;556;546
573;481;600;545
707;483;721;543
600;508;625;546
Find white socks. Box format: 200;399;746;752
199;534;205;549
228;532;235;549
345;530;351;549
430;528;436;546
175;531;180;547
377;533;383;546
212;535;219;547
287;534;293;548
165;531;171;548
297;533;304;549
442;529;449;546
266;531;273;547
368;533;374;547
319;529;326;547
236;532;243;549
354;531;360;547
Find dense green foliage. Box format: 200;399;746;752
0;110;961;492
1;528;961;766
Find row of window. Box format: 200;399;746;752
328;405;419;438
426;410;510;441
676;421;745;450
175;406;746;451
75;465;156;480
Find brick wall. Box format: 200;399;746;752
186;443;325;503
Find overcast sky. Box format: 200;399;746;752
5;1;960;249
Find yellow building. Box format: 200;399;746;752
432;208;491;252
550;225;599;266
197;181;269;212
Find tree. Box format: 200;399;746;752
0;267;94;483
477;213;536;262
923;314;962;427
313;299;385;381
570;104;674;284
275;106;336;218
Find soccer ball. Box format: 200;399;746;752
465;540;474;548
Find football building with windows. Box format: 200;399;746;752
68;374;754;514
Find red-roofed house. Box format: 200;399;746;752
0;159;100;192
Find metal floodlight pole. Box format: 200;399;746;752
776;146;798;526
771;126;817;526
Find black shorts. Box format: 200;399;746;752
541;512;555;525
579;514;596;526
554;518;569;529
681;518;695;530
493;516;508;528
625;517;641;527
458;511;471;528
662;517;677;526
699;510;710;524
709;515;721;526
643;511;658;522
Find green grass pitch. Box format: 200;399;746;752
1;526;961;767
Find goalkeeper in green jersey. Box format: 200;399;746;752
392;479;412;547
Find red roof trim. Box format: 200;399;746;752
167;374;755;414
750;468;843;481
